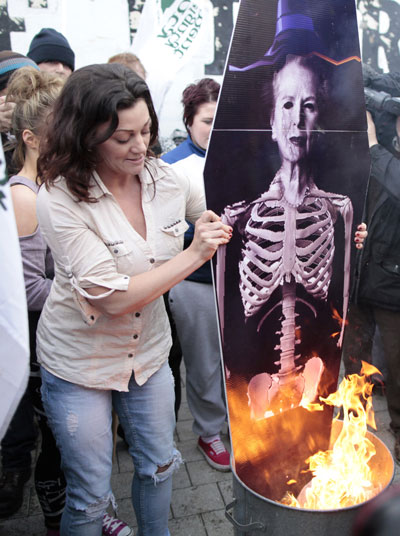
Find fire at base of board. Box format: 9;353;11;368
280;361;386;510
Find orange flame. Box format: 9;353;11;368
281;361;382;509
331;306;348;340
331;306;346;325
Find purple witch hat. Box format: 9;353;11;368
229;0;329;72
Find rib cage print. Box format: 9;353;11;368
239;191;336;318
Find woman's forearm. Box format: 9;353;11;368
86;247;206;317
86;210;232;317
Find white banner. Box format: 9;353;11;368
0;141;29;441
132;0;214;118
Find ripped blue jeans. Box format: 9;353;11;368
40;361;180;536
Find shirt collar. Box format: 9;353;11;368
89;158;167;199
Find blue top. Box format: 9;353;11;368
162;137;211;284
162;136;206;164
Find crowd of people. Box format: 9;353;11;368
0;20;398;536
0;27;232;536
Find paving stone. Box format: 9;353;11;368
0;515;45;536
375;409;391;429
171;483;224;517
28;486;42;516
178;438;204;463
168;514;207;536
186;459;232;486
202;509;234;536
176;418;196;442
218;479;234;505
173;463;191;489
372;394;389;413
375;427;395;451
111;471;133;500
177;401;193;422
116;443;134;473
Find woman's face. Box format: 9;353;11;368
271;61;319;164
96;99;151;178
189;101;217;151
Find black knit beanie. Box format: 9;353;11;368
0;51;39;92
27;28;75;71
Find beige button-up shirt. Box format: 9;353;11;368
36;158;205;390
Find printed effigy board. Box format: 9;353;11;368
204;0;370;500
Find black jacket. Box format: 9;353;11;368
356;144;400;311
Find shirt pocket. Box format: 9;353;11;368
106;242;136;275
158;219;189;261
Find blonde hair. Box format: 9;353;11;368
108;52;146;79
6;66;64;169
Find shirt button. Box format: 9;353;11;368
149;258;155;264
128;353;133;358
133;334;138;339
135;312;140;317
113;249;119;254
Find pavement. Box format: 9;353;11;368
0;367;399;536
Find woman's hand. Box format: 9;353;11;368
0;96;15;133
354;223;367;249
190;210;232;261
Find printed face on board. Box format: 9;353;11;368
271;59;318;165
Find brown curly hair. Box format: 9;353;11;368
38;63;159;202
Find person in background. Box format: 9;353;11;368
27;28;75;79
35;63;231;535
108;52;146;80
162;78;230;471
343;110;400;464
0;51;39;174
3;66;65;535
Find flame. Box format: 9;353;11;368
330;306;348;340
282;361;382;509
331;306;347;326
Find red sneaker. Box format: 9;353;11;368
197;437;231;471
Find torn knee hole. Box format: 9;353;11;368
156;461;172;474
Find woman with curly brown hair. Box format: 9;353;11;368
35;63;231;536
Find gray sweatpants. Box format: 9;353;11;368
169;279;227;437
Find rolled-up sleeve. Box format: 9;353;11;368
37;185;130;300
